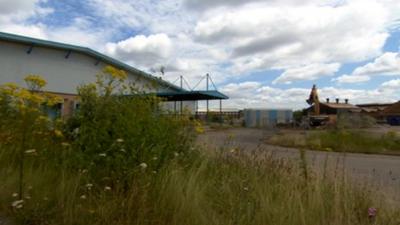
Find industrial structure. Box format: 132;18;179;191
0;32;227;117
306;85;360;126
243;109;293;128
306;84;400;126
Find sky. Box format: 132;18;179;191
0;0;400;110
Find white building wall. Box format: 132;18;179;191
0;40;196;113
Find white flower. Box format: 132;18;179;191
11;200;24;208
116;138;124;143
152;157;158;161
12;193;18;198
86;183;93;189
104;186;111;191
139;163;148;169
61;142;70;147
120;148;126;153
80;195;87;199
174;152;179;157
25;149;36;154
25;196;31;200
243;187;249;191
98;153;106;157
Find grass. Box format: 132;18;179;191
267;129;400;155
1;148;400;225
1;71;400;224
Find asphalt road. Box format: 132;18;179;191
198;128;400;203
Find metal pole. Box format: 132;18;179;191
219;99;222;125
206;74;209;121
180;75;183;115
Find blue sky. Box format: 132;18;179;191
0;0;399;109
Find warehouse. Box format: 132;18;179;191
243;109;293;128
0;32;227;116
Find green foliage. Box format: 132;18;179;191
336;113;376;129
0;67;399;224
293;109;305;123
269;130;400;154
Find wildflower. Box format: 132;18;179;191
54;129;63;138
27;186;33;190
86;183;93;190
230;149;235;153
243;187;249;191
174;152;179;157
24;74;47;90
25;196;31;200
12;193;18;198
80;195;87;200
116;138;124;143
81;169;88;174
61;142;70;147
368;207;377;218
104;186;111;191
43;197;49;201
98;153;106;157
152;157;158;161
139;163;148;169
120;148;126;153
11;200;24;209
25;149;37;154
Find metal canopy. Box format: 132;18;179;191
156;90;229;101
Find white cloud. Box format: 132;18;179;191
220;82;400;110
105;34;172;67
194;0;390;75
184;0;339;11
1;0;400;109
380;79;400;89
273;63;340;84
333;75;370;84
335;52;400;83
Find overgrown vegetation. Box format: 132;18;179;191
268;129;400;154
1;67;399;224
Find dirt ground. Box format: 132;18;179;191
197;127;400;203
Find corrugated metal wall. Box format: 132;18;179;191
244;109;293;128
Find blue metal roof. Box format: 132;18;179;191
0;31;183;92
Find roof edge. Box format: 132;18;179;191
0;31;183;92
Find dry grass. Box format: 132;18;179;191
267;129;400;155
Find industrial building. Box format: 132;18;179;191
0;32;227;116
243;109;293;128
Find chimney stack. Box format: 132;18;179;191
336;98;339;104
345;99;349;104
326;98;330;103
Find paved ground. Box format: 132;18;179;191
198;128;400;202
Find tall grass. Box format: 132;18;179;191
1;68;399;224
1;149;400;225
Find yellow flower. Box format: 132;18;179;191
194;120;204;134
24;74;47;90
103;65;127;80
54;129;63;138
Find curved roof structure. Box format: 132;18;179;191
0;31;183;92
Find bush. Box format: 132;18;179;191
65;66;196;185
